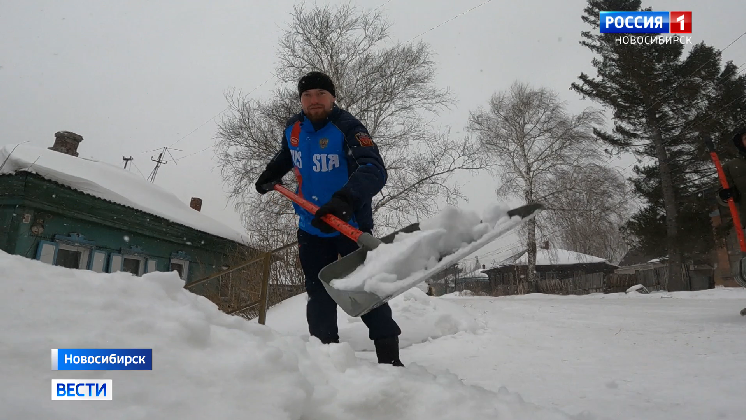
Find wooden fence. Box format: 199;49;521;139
443;265;708;297
184;243;714;321
604;269;667;294
183;241;305;324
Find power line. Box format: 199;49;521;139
131;162;147;179
473;244;524;265
174;145;213;163
613;61;746;175
657;61;746;148
149;9;377;167
141;147;164;155
165;147;180;166
164;74;279;151
166;0;498;163
373;0;396;12
640;29;746;116
594;31;746;176
409;0;495;42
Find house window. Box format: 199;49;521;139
170;258;189;281
56;248;81;269
170;263;183;277
36;236;95;269
55;243;91;270
122;256;145;276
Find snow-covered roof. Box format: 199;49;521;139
0;144;250;244
465;269;489;279
514;248;608;266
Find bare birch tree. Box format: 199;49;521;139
467;81;604;286
543;163;633;264
215;4;484;249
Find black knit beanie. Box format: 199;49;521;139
298;71;336;98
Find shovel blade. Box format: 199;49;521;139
319;223;420;317
318;202;545;317
737;256;746;288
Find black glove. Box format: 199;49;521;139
255;168;282;195
719;187;740;203
311;190;354;233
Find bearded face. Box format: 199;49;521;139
301;89;335;122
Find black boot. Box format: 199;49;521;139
374;336;404;367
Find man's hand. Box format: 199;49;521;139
255;169;281;195
312;191;354;233
719;187;740;203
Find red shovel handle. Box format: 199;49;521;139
272;184;363;243
706;138;746;253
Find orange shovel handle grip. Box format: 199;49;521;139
707;146;746;253
272;184;363;243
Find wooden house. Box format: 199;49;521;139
483;247;618;296
0;132;251;283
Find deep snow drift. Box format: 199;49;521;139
0;250;578;420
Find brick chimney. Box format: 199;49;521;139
49;131;83;157
190;197;202;212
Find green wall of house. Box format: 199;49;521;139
0;173;248;283
0;206;23;252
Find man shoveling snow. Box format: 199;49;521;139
254;71;543;366
254;71;404;366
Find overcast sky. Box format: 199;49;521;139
2;0;744;264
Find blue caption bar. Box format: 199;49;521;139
51;349;152;370
600;11;670;33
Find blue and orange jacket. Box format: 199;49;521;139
264;105;387;237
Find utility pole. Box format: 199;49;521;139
148;148;168;183
122;156;133;170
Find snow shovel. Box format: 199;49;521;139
705;136;746;288
269;183;414;252
270;183;543;317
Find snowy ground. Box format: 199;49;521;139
2;249;745;420
266;288;746;420
406;292;746;420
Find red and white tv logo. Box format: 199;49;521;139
670;11;692;33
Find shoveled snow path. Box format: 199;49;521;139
399;292;746;420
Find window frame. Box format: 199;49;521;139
55;242;91;270
146;258;158;274
90;250;107;273
108;253;123;273
121;255;146;276
169;258;190;281
36;240;58;265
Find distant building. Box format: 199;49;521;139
483;247;618;296
615;250;714;292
